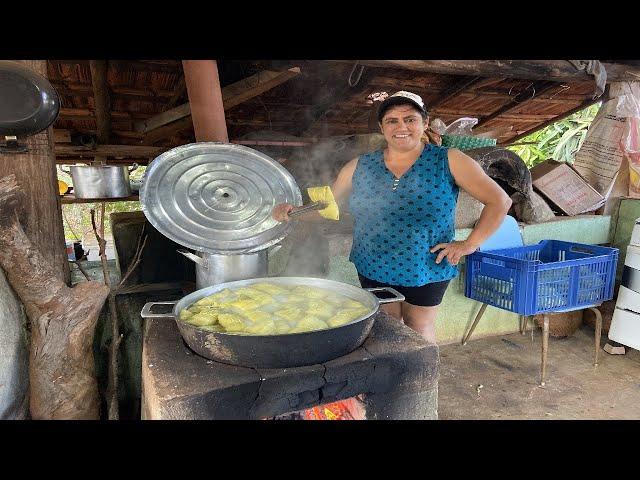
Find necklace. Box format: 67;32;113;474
392;178;400;191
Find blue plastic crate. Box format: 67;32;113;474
464;240;619;315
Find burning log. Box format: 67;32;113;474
0;174;109;419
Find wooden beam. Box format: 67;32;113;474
222;67;301;110
475;81;558;128
89;60;111;165
498;97;602;146
143;116;195;145
431;109;558;122
345;60;640;84
54;144;165;158
135;67;301;135
455;90;589;105
58;108;153;120
135;104;190;134
54;128;145;141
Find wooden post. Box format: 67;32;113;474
182;60;229;142
89;60;110;165
0;60;70;284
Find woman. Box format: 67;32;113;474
273;91;512;344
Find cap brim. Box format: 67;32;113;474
377;96;427;122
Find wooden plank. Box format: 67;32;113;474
431;109;558;122
134;103;190;133
346;60;640;84
54;144;164;158
143;116;195;145
136;67;301;135
53;128;145;142
221;67;301;110
58;108;154;120
475;81;558;128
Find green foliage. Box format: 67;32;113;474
507;103;602;168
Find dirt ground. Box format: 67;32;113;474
438;325;640;419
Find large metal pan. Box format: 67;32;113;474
0;61;60;137
141;276;404;368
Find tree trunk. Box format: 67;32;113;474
0;175;109;419
0;60;70;284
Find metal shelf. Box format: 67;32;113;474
60;194;140;204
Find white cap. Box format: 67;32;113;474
377;90;427;121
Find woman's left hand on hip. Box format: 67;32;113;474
430;240;478;266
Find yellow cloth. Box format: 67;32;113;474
307;186;339;220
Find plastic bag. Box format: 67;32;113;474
444;117;478;136
625;116;640;197
618;83;640;197
429;118;447;135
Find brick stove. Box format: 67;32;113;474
142;311;439;420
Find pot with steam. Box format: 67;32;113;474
141;276;405;368
140;142;301;287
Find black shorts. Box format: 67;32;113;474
358;274;451;307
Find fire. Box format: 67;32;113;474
301;396;366;420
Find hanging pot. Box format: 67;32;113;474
60;163;138;199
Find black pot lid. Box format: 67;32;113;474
0;61;60;137
140;142;302;254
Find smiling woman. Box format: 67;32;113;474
273;91;512;344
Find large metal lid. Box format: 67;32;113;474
140;142;301;254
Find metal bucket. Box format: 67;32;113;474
177;249;271;289
66;164;137;199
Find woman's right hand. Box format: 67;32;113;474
272;203;294;222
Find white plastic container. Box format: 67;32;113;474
609;307;640;351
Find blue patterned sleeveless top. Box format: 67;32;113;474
348;143;459;286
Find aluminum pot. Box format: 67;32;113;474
140;276;404;368
62;164;138;199
177;246;282;289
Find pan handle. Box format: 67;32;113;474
141;301;177;319
366;287;405;304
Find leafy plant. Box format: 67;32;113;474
507;103;602;168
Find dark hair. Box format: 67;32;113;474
377;97;429;123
